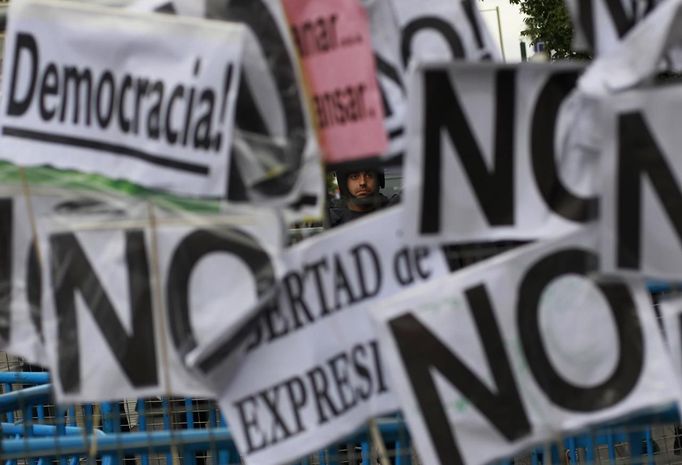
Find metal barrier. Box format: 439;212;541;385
2;262;682;465
0;371;416;464
2;369;682;465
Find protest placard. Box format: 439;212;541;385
191;207;454;465
0;0;244;197
37;206;283;402
373;227;681;465
283;0;388;164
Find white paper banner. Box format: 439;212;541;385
191;206;453;465
0;0;244;197
38;208;283;402
403;62;595;245
373;227;681;465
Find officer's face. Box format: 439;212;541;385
347;171;377;198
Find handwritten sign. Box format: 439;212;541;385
283;0;387;164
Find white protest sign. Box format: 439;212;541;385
597;87;682;280
373;227;682;465
0;0;244;197
38;208;283;402
576;0;682;280
190;206;453;465
129;0;325;219
564;0;657;54
367;0;501;161
403;62;597;245
390;0;499;63
204;0;323;208
564;0;682;71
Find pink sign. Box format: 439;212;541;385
282;0;388;164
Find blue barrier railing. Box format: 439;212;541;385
1;373;677;465
0;373;412;464
1;282;680;464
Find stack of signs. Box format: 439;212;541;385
38;204;283;402
189;207;455;465
0;0;245;198
4;1;682;465
372;227;682;465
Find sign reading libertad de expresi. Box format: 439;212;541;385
0;0;244;197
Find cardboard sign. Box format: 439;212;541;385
283;0;388;164
190;207;454;465
0;0;244;197
372;227;681;465
403;62;595;245
38;208;283;402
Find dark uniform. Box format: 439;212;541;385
327;169;400;228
